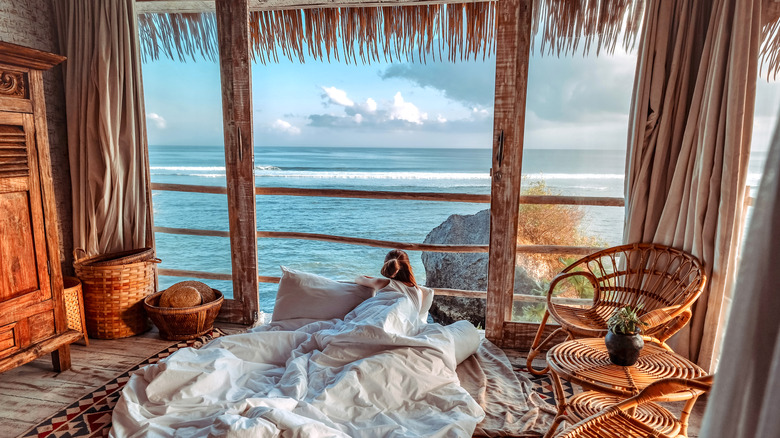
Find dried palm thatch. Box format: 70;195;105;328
136;0;650;64
138;12;218;62
531;0;646;56
761;18;780;79
135;0;780;77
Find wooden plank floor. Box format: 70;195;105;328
0;329;708;438
0;324;244;438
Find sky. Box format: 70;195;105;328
141;39;780;151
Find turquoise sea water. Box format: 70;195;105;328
150;145;766;313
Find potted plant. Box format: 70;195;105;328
605;306;649;366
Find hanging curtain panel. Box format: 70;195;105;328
699;105;780;438
53;0;153;256
623;0;761;371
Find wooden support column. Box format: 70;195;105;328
485;0;532;344
216;0;259;325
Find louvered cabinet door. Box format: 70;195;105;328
0;110;57;359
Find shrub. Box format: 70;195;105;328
513;179;605;321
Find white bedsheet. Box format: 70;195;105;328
110;291;485;437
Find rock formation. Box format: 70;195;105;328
422;209;539;327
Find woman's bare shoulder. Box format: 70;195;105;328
355;275;391;289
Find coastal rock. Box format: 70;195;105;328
422;209;539;327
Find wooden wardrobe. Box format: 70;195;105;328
0;42;81;373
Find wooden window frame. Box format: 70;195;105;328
143;0;536;345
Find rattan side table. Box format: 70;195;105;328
544;337;706;438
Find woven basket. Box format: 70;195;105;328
63;276;88;345
74;250;160;340
144;289;224;340
83;247;155;267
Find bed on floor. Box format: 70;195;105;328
110;268;555;437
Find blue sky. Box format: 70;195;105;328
141;46;780;151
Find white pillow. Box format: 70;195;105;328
271;267;375;322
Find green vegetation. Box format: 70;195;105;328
512;179;606;323
607;306;648;335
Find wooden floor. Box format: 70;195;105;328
0;328;708;438
0;325;244;438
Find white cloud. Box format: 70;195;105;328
437;114;447;123
390;92;427;125
322;86;354;107
146;112;166;129
354;113;363;124
272;119;301;135
365;98;377;112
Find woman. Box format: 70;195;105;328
356;249;434;323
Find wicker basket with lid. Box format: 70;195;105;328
74;248;159;339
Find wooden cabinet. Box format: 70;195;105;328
0;42;81;373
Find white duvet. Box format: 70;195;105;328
110;291;485;437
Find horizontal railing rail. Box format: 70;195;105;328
154;226;604;255
150;183;626;206
158;267;591;306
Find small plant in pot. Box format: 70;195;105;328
605;306;649;366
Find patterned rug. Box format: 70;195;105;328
513;363;577;406
22;334;572;438
21;329;227;438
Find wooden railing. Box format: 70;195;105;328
151;182;626;305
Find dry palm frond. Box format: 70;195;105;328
138;3;495;64
761;16;780;80
532;0;646;56
137;12;218;62
137;1;654;65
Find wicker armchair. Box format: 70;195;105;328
527;243;706;375
551;375;713;438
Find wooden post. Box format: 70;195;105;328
215;0;259;325
485;0;532;344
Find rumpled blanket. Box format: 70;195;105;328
111;292;486;437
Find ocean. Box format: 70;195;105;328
149;145;765;313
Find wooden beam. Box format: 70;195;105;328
485;0;532;343
151;182;626;206
216;0;258;325
136;0;493;14
154;226;605;255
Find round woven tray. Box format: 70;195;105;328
547;338;706;400
567;391;680;435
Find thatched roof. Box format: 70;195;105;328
136;0;780;77
136;0;646;64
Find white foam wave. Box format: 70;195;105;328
151;166;226;171
152;165;281;172
524;173;625;180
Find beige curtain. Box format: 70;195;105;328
624;0;760;370
54;0;152;256
699;110;780;438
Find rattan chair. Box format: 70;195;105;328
527;243;706;375
551;375;713;438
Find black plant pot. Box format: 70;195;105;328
605;331;644;366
